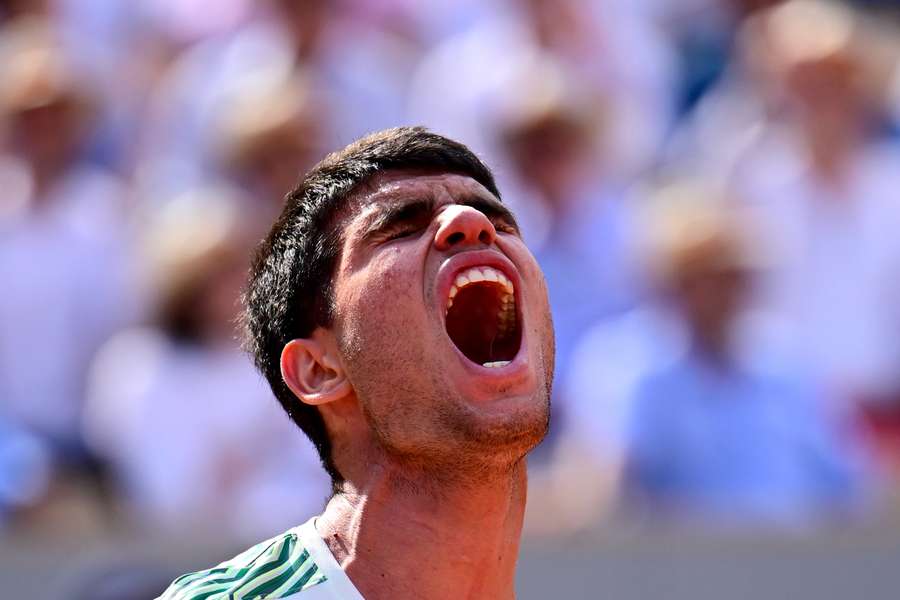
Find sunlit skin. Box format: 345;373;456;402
280;171;555;600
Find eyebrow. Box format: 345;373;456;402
361;193;519;241
361;197;435;241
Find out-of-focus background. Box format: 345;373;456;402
2;0;900;598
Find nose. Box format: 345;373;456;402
433;205;497;251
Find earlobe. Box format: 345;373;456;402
281;333;352;406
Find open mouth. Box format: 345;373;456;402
444;266;522;368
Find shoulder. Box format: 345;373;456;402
157;526;328;600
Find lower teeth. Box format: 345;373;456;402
483;360;510;368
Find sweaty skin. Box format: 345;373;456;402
282;171;555;600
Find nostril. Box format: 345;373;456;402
478;230;492;244
446;231;465;246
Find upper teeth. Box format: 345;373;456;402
447;266;514;311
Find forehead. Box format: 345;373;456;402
345;171;497;227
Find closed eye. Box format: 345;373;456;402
491;218;519;235
364;195;519;244
364;198;434;245
384;223;428;241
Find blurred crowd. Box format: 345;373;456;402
2;0;900;543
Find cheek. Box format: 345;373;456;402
515;248;556;371
336;250;429;364
515;247;553;319
358;252;420;318
335;253;448;440
532;270;555;352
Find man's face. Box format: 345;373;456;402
329;171;554;473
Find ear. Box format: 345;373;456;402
281;330;352;406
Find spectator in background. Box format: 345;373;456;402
664;0;900;477
731;1;900;471
136;0;417;200
621;188;869;526
0;17;136;459
409;0;676;177
211;69;328;222
654;0;785;115
83;189;329;541
543;182;871;532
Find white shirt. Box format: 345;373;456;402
283;519;366;600
158;517;365;599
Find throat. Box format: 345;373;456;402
319;465;527;600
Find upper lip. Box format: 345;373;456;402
434;249;521;315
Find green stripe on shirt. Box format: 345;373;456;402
157;529;327;600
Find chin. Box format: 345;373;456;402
451;386;550;461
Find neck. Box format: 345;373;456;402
691;329;735;372
315;460;528;600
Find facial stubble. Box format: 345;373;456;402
340;326;551;484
